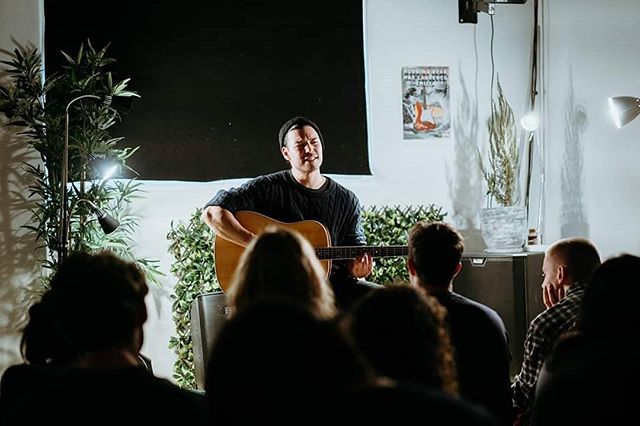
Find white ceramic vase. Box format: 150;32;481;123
479;206;527;252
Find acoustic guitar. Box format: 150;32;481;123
213;210;408;292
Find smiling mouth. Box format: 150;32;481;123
304;156;318;162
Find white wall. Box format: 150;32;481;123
0;0;43;375
543;0;640;258
364;0;533;208
0;0;536;380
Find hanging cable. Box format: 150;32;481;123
524;0;542;243
490;14;496;103
529;0;539;110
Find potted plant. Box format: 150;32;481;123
478;80;527;252
0;41;161;283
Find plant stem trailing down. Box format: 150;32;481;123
479;80;520;207
0;40;161;284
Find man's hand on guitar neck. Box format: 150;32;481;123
347;252;373;279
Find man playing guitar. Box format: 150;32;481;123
202;116;380;309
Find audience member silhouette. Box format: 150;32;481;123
343;284;458;396
205;300;372;424
3;251;205;426
0;294;76;421
407;221;512;426
532;254;640;426
226;225;337;319
19;296;76;366
512;237;600;424
329;381;498;425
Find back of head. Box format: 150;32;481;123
345;285;458;395
329;382;494;425
581;254;640;336
408;222;464;289
205;300;369;422
48;251;148;353
227;226;336;318
547;237;601;283
20;297;76;366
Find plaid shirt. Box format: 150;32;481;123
511;281;586;410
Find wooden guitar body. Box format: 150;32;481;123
213;211;332;292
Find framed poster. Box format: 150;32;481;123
402;66;450;139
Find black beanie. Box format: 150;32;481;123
278;116;324;149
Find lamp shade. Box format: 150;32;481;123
89;204;119;234
608;96;640;128
76;199;119;234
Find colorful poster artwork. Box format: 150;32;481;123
402;66;450;139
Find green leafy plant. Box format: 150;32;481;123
0;41;161;283
167;204;445;389
362;205;446;285
479;80;520;207
167;208;218;387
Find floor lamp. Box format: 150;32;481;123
522;0;543;245
57;94;119;263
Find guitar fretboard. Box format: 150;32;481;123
315;246;408;260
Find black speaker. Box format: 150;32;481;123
458;0;479;23
190;291;229;390
454;251;545;377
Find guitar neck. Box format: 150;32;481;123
315;245;408;260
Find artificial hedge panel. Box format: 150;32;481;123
167;209;219;387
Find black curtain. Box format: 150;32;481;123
44;0;370;181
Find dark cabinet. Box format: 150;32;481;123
454;251;546;377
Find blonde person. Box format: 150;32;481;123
226;225;337;319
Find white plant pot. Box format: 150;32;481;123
479;206;527;252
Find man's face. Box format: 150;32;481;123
542;252;562;290
281;125;323;173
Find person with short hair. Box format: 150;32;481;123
532;254;640;426
512;237;601;424
407;221;512;426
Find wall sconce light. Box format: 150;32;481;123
608;96;640;129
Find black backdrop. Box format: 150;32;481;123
44;0;371;181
